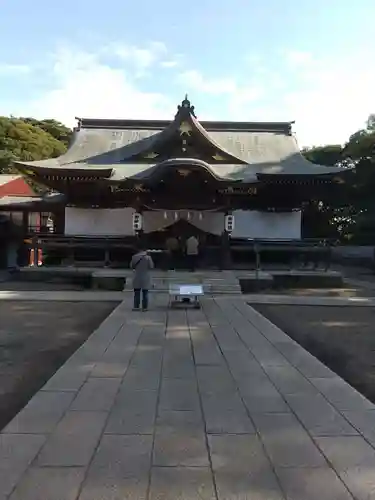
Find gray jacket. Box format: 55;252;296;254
130;251;154;289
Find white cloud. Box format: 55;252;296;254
227;50;375;146
284;50;314;67
280;54;375;146
177;69;237;95
160;60;179;68
111;41;167;71
0;63;31;75
176;69;264;119
21;46;174;127
4;42;375;148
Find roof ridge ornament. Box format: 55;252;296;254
176;94;197;118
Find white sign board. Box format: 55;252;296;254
169;284;204;296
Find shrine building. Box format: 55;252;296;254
5;96;349;268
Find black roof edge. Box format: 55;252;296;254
75;117;294;134
256;170;348;179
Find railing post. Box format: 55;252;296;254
220;230;232;270
32;235;39;267
254;241;260;279
67;240;74;266
104;239;110;267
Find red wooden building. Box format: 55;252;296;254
0;175;41;267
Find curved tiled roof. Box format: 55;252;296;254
14;97;348;182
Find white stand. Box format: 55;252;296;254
168;284;204;309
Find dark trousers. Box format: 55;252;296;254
187;254;198;271
134;289;149;309
169;250;179;270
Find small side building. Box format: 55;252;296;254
0;175;41;268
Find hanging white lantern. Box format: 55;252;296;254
224;214;235;233
199;212;203;220
187;212;191;220
164;211;168;219
132;212;143;231
174;212;178;220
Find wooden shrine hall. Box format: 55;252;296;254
3;96;350;269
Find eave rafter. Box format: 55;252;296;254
14;163;114;181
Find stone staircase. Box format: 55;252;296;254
202;271;242;295
146;271;242;295
0;271;11;283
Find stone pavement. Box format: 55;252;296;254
2;289;375;307
1;294;375;499
0;290;124;302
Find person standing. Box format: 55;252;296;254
186;235;199;271
165;235;179;270
130;244;154;311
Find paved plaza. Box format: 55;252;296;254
1;292;375;499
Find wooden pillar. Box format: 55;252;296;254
104;238;110;267
22;211;28;235
32;235;39;266
54;208;65;234
67;240;74;266
220;230;232;270
19;211;29;266
254;241;261;274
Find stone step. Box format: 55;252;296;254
124;271;242;295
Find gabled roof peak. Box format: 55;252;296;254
175;95;197;119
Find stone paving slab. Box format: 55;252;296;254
2;288;375;307
0;291;124;301
2;292;375;499
244;293;375;306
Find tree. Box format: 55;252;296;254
21;118;73;147
0;117;69;173
338;114;375;243
302;145;343;166
301;145;349;239
366;114;375;132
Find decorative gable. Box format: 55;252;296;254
121;96;247;165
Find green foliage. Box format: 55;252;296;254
302;145;343;166
21;118;73;147
341;124;375;243
302;114;375;243
0;116;70;173
344;130;375;160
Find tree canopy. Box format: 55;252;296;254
302;115;375;243
0;117;72;173
302;145;343;166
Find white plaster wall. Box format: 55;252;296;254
64;207;135;236
231;210;301;239
143;210;301;239
143;210;224;235
64;207;301;240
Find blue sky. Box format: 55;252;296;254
1;0;374;146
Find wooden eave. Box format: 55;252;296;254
256;173;344;185
15;164;114;182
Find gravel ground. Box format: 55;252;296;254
0;301;118;430
253;304;375;404
264;286;375;297
0;281;85;291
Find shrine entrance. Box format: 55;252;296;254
144;219;222;270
